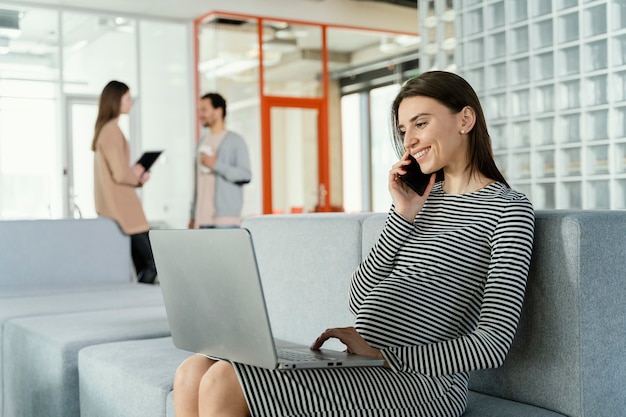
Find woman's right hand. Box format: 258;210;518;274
389;151;435;222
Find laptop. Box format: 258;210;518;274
151;228;385;370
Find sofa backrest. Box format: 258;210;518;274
242;213;372;351
467;210;626;417
0;218;132;289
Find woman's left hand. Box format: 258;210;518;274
310;326;383;359
139;171;150;185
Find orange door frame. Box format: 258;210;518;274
261;96;329;214
258;18;330;214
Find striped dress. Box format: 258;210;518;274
233;181;535;417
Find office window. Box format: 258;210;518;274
62;12;137;95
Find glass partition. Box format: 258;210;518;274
62;12;137;94
197;15;262;217
196;13;420;214
197;16;260;100
328;26;419;212
0;3;191;226
0;81;59;218
0;6;61;218
262;20;322;98
0;7;59;80
138;20;193;228
0;4;59;81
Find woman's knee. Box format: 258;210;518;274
198;361;248;415
199;361;241;397
174;354;214;392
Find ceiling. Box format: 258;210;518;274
0;0;420;87
0;0;418;26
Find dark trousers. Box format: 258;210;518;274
130;231;157;284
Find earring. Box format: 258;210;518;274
461;130;465;134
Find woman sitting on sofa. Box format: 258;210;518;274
172;71;536;417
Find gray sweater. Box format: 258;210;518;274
191;131;251;219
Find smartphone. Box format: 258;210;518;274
398;154;437;196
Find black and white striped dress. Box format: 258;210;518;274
233;182;535;417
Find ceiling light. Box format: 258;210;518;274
269;21;289;30
98;16;134;33
263;38;298;52
379;37;399;53
0;9;21;39
275;26;308;40
395;35;421;47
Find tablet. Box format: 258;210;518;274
136;151;163;171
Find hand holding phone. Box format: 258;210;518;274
398;154;433;196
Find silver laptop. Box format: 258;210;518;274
151;228;384;370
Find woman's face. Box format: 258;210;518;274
120;91;132;115
397;96;467;175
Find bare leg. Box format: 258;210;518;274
198;361;250;417
174;354;216;417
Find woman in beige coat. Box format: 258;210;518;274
92;80;157;284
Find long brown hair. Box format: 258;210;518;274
91;80;129;151
390;71;508;187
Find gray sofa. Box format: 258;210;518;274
0;218;169;417
2;211;625;416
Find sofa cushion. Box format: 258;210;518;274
464;391;565;416
3;306;170;417
78;337;190;417
0;284;165;417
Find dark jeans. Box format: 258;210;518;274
130;231;157;284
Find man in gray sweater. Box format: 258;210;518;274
189;93;251;229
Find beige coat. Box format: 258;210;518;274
93;120;149;235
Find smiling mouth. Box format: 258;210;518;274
412;147;429;161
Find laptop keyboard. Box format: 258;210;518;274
277;348;323;362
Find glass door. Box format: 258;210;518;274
269;106;320;214
66;96;98;218
65;96;131;218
